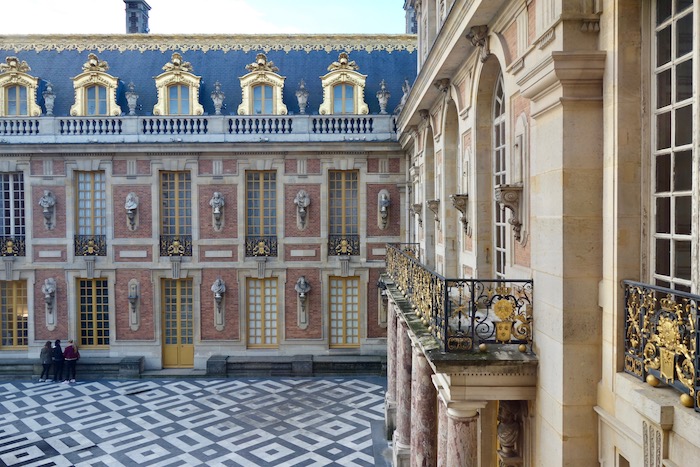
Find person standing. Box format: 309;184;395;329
52;340;64;382
39;341;52;382
63;340;80;383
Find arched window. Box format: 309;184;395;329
86;85;107;116
253;84;273;114
493;74;507;278
333;84;355;114
5;85;27;116
168;84;190;115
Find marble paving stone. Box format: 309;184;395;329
0;377;386;466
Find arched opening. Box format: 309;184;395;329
423;125;436;269
443;99;460;277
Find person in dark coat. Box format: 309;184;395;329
39;341;52;382
52;340;64;382
63;340;80;383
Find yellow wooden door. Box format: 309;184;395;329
162;279;194;368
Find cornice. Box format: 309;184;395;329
0;34;417;54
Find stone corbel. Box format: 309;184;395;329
211;278;226;331
209;192;225;231
494;185;524;243
450;194;471;237
378;189;391;230
294;276;311;329
411;203;423;227
467;25;490;62
128;279;140;331
293;190;310;229
427;199;440;224
125;192;139;231
38;190;56;230
434;78;450;94
42;278;57;331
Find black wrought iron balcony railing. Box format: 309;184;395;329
0;236;26;257
245;236;278;257
74;235;106;256
159;235;193;257
623;280;699;411
328;235;360;256
386;243;533;353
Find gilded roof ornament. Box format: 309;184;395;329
82;53;109;72
162;53;193;72
0;56;31;73
245;53;279;73
327;52;359;72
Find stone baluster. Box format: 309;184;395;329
410;343;437;466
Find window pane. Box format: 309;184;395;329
674;196;691;235
656;197;670;233
656;0;672;25
657;26;671;66
674;241;691;280
676;12;693;57
656;112;671;149
655;153;671;192
674;151;691;190
676;59;693;101
655;238;670;276
657;68;671;107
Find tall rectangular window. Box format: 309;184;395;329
652;0;695;292
329;170;359;255
0;173;25;242
253;84;273;114
5;85;27;116
246;171;277;257
329;276;360;348
493;75;507;279
160;171;192;256
86;85;107;116
333;84;355;114
78;279;109;348
0;281;28;348
247;278;278;348
75;172;106;256
168;84;190;115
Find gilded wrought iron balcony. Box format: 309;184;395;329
159;235;193;257
245;236;278;257
0;236;26;257
74;235;106;256
386;243;533;353
328;235;360;256
623;280;699;411
0;115;397;144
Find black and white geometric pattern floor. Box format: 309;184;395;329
0;377;389;467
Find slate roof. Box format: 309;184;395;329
0;35;417;117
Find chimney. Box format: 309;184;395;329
403;0;417;34
124;0;151;34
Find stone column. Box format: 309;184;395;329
393;316;412;466
436;392;448;466
446;407;480;467
385;300;398;438
410;343;437;466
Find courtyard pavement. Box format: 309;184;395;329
0;377;390;467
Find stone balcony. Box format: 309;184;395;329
0;114;397;146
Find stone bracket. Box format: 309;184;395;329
450;193;471;237
494;185;523;243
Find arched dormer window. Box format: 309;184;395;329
319;52;368;115
70;53;121;116
153;53;203;116
0;57;41;117
238;53;287;115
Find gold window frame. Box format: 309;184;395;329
153;53;203;116
70;53;121;117
238;53;287;115
0;57;41;117
319;53;368;115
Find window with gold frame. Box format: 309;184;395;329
153;53;203;116
237;53;287;115
0;281;28;348
329;276;360;348
319;53;368;115
78;278;109;348
1;172;25;243
246;277;278;348
160;171;192;256
75;171;107;256
69;53;121;117
0;56;41;117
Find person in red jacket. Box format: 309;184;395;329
63;340;80;383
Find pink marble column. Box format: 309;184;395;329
410;343;437;467
446;408;480;467
437;396;448;467
393;317;412;465
384;300;398;438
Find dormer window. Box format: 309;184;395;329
238;53;287;115
319;52;368;115
70;53;121;117
0;57;41;117
153;53;203;116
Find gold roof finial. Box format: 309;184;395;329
82;53;109;72
0;56;31;73
162;53;193;72
245;53;279;73
328;52;359;72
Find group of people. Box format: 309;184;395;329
39;339;80;383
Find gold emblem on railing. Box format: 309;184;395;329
252;241;270;256
336;239;352;255
5;239;14;255
167;240;185;256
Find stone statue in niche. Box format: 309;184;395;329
209;192;225;229
497;401;522;462
41;278;56;306
125;192;139;229
378;189;391;229
38;190;56;229
294;190;310;228
211;277;226;299
294;276;311;299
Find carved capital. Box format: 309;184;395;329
494;185;523;242
434;78;450;93
466;25;490;62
